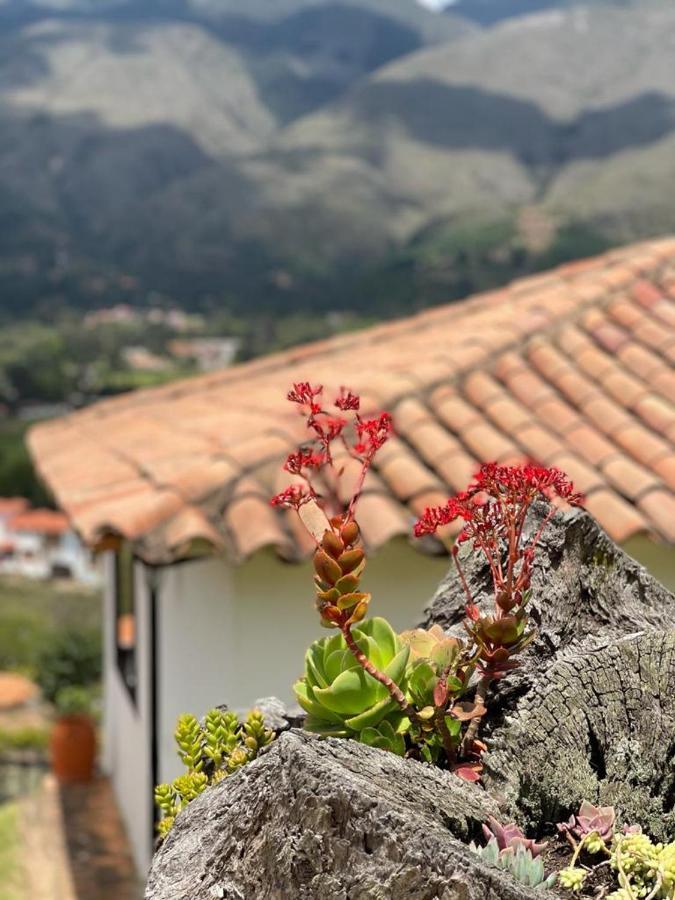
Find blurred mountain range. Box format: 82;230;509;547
1;0;673;321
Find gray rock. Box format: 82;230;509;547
145;730;544;900
250;696;304;732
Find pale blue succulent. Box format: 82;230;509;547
470;838;557;890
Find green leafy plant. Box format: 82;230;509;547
35;627;101;704
294;616;410;745
0;725;49;754
272;382;583;780
54;684;95;716
154;708;274;838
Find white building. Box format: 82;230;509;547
0;501;100;584
27;239;675;874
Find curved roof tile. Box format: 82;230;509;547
28;237;675;562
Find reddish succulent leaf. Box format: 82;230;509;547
433;680;447;707
451;700;487;722
453;763;482;783
314;550;342;585
337;548;365;574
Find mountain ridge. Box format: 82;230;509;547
0;0;672;322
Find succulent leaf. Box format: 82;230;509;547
359;720;406;756
296;617;408;741
471;838;555;889
558;801;616;844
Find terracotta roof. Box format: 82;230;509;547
9;509;70;536
0;498;29;516
28;238;675;563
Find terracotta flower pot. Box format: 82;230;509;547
50;714;96;783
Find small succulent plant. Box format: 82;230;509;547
482;817;547;857
155;707;275;838
559;801;616;851
294;616;409;739
203;708;239;768
470;838;557;890
554;804;675;898
557;866;587;892
400;626;467;709
607;832;675;900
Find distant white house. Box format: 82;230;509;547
167;337;240;371
27;240;675;874
0;499;100;584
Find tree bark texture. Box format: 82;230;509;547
422;508;675;839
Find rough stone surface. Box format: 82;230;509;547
146;731;543;900
146;509;675;899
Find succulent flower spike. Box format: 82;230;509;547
558;801;616;847
482;817;548;857
295;617;410;739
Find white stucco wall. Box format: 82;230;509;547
157;540;448;785
622;536;675;593
101;552;154;874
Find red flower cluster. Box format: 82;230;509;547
414;462;583;541
287;382;322;413
334;388;360;411
270;484;316;510
270;383;393;525
414;462;584;683
354;412;393;460
284;448;325;475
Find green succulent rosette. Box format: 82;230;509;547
294;617;409;738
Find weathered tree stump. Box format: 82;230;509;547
146;510;675;899
423;507;675;840
145;730;545;900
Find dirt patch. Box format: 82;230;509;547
0;673;38;711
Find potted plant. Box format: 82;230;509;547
49;684;97;783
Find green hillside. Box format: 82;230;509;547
0;0;673;325
262;2;675;267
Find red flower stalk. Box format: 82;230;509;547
414;462;583;755
414;462;583;611
272;382;392;529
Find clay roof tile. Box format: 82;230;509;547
26;239;675;562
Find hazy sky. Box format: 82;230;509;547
416;0;454;9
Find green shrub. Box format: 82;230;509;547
0;726;49;754
35;628;101;704
54;684;96;716
0;610;50;674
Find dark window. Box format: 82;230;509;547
115;543;137;704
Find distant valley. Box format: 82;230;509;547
0;0;673;328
